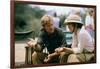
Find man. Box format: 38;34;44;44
27;15;67;64
56;14;94;63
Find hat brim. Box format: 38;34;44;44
64;20;83;25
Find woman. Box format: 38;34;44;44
56;14;94;63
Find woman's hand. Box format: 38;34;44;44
55;47;66;53
55;47;73;54
63;48;73;53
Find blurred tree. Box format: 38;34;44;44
58;14;68;28
14;3;46;41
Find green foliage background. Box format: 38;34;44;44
14;3;67;41
14;3;46;41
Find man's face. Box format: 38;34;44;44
44;22;54;34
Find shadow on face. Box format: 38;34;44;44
66;24;75;32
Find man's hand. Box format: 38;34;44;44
44;54;52;63
27;41;34;47
27;38;37;47
44;52;59;63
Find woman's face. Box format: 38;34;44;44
67;24;74;32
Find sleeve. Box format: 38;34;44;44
35;32;45;52
72;33;85;54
